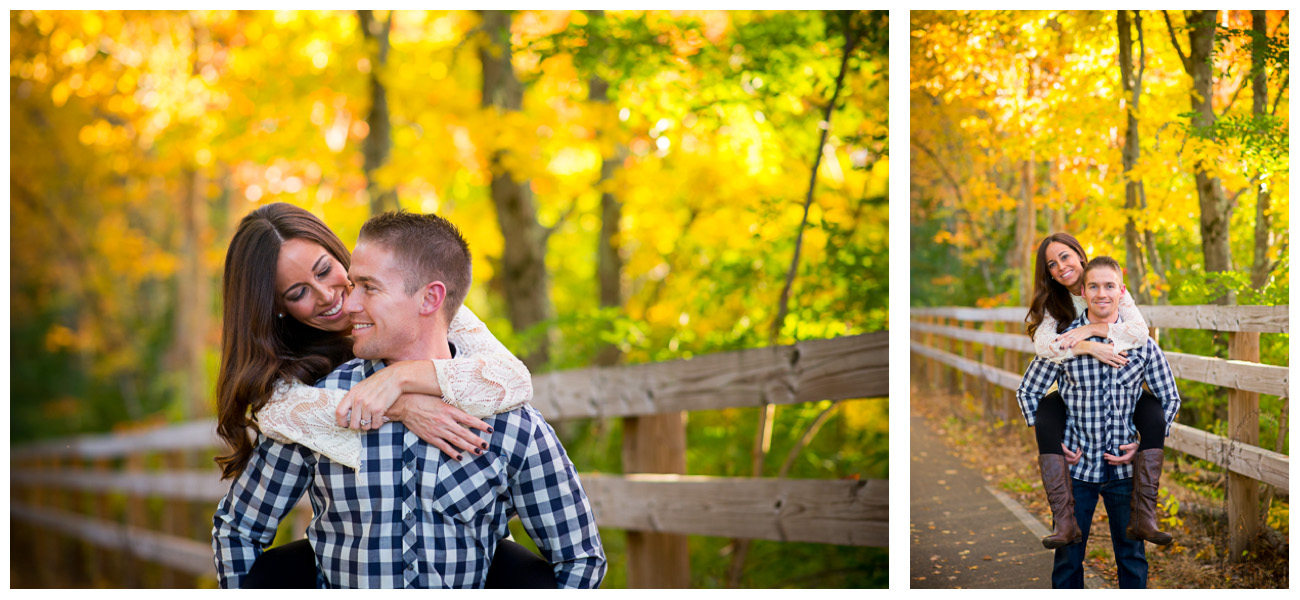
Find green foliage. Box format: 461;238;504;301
1214;24;1290;76
1178;112;1289;167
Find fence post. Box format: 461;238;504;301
942;317;956;396
1227;330;1261;561
981;320;996;421
622;413;690;588
92;456;116;586
924;316;937;392
163;450;190;588
35;454;57;587
126;451;147;587
960;318;975;404
1003;326;1019;426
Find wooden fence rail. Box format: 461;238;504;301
10;331;888;588
910;305;1288;562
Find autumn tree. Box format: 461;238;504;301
358;9;398;214
478;9;555;369
1164;10;1237;304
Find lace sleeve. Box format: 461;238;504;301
1109;286;1150;353
1033;311;1074;363
257;379;362;470
437;306;534;419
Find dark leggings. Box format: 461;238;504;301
1035;389;1165;454
243;537;557;589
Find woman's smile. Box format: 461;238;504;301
318;292;346;320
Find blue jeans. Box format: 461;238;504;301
1051;477;1147;589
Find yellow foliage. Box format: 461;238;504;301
839;398;887;434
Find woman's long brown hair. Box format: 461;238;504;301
1025;232;1089;340
215;203;355;480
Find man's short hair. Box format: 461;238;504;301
1083;255;1123;285
358;211;471;319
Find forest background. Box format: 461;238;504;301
9;10;888;588
910;8;1289;577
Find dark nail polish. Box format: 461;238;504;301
474;448;482;455
481;443;488;450
487;427;494;433
456;455;463;461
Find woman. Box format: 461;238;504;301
1022;232;1171;549
216;202;553;588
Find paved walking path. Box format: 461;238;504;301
910;412;1106;589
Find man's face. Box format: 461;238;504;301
1083;266;1123;322
345;241;422;362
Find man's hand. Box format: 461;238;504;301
1103;442;1139;465
387;394;491;460
1062;444;1083;466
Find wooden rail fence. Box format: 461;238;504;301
910;305;1288;561
10;331;888;588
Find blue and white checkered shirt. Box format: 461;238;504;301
213;357;606;588
1016;312;1181;483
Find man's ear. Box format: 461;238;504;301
419;281;447;317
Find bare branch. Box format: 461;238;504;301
776;402;841;478
1135;11;1147;101
541;200;579;244
1162;10;1192;74
1270;77;1288;116
1219;77;1249;117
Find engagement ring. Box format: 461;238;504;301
360;419;370;426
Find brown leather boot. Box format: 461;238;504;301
1038;454;1082;549
1126;448;1173;545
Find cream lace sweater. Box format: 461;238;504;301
257;306;532;469
1032;287;1149;363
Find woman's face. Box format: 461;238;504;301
275;238;352;332
1044;241;1085;292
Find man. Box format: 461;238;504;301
1015;256;1180;589
214;211;606;588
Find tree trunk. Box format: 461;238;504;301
1118;10;1151;304
359;10;398;214
1166;10;1234;304
1250;9;1275;289
1015;155;1036;304
589;9;625;368
175;19;212;420
479;10;552;369
176;168;210;419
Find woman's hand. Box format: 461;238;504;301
1052;323;1108;350
335;361;438;431
335;365;405;430
1074;341;1130;368
387;393;492;461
